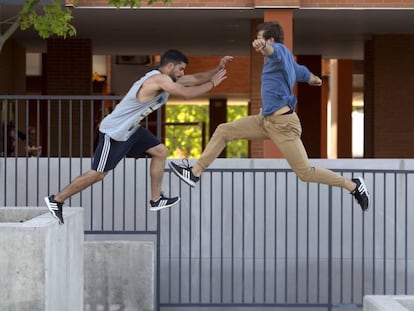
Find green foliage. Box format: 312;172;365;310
0;0;171;50
17;0;171;39
226;104;248;158
165;104;209;158
165;103;248;159
20;0;76;39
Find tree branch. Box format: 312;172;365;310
0;16;21;52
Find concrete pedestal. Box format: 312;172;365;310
84;241;155;311
0;207;84;311
364;295;414;311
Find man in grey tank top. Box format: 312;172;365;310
44;49;233;224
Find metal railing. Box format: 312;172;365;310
1;95;122;158
157;164;414;310
1;95;414;311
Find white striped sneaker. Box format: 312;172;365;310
351;177;369;211
44;195;64;224
149;194;180;211
169;160;200;188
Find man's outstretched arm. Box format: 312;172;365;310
178;56;233;86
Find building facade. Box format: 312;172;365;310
2;0;414;158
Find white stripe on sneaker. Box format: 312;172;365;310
356;177;369;195
149;197;180;211
44;197;61;223
183;169;191;180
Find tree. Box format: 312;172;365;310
165;104;248;159
0;0;171;54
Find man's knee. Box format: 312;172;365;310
91;170;107;182
215;123;229;134
96;172;107;181
212;123;231;140
150;144;168;158
295;167;315;182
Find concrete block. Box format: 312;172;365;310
364;295;414;311
0;207;84;311
85;241;155;311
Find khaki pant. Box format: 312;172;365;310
197;112;346;188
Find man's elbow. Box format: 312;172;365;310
181;93;194;100
175;90;195;100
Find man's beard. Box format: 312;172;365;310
170;75;177;82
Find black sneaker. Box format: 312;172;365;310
44;195;64;224
169;160;200;188
149;194;180;211
351;177;369;211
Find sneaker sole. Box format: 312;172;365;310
355;177;370;211
44;196;64;224
168;163;196;187
149;197;181;212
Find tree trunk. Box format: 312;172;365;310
0;17;21;56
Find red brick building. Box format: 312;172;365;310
2;0;414;158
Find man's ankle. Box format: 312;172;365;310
53;195;64;203
192;164;203;177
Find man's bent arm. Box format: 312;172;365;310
158;70;227;99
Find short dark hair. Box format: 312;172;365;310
160;49;189;67
256;21;284;44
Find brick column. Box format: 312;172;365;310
264;10;294;158
336;59;353;158
0;39;26;94
364;35;414;157
249;19;265;158
249;10;294;158
364;40;374;158
209;98;227;158
46;38;92;95
296;55;324;158
45;39;93;157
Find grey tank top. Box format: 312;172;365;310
99;70;169;141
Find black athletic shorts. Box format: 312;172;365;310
92;128;161;172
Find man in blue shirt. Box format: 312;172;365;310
169;21;369;211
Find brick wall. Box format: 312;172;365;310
72;0;414;8
185;56;250;95
364;40;374;157
299;0;414;7
0;39;26;94
255;0;300;6
74;0;254;7
46;39;92;95
296;55;323;158
249;19;265;158
45;39;93;157
335;60;353;158
364;35;414;158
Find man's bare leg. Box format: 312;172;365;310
146;144;180;211
45;170;106;224
146;144;169;201
54;170;107;202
